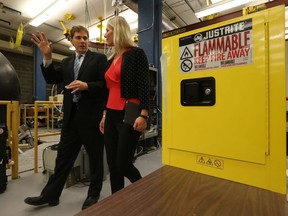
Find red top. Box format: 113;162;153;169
105;54;139;110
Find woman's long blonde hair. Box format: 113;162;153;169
107;16;135;58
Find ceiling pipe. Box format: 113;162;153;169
123;0;138;13
0;2;21;16
162;13;179;31
163;1;188;26
0;19;10;26
184;0;202;22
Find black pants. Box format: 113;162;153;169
104;109;142;193
41;106;104;200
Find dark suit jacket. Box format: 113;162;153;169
41;50;108;128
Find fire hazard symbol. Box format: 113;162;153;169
180;47;193;60
180;46;193;73
196;155;224;169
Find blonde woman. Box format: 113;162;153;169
100;16;150;193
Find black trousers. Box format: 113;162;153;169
104;109;142;193
41;105;104;200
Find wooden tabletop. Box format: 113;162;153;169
76;165;288;216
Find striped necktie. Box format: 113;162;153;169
73;55;83;102
74;55;82;79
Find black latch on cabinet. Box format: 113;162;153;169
181;77;215;106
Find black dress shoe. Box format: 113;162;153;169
24;195;59;206
82;195;99;210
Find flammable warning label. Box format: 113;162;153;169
196;155;224;169
179;18;252;73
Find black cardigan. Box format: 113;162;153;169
107;47;150;110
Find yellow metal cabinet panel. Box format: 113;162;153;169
164;15;267;164
162;5;286;194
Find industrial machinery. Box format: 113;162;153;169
42;144;83;188
136;66;160;157
18;124;34;150
0;124;8;193
42;144;109;186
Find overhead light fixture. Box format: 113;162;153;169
195;0;254;18
210;0;224;3
89;9;138;43
119;10;138;32
29;0;74;27
129;21;138;31
120;9;138;23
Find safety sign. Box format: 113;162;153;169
196;155;224;169
179;18;253;73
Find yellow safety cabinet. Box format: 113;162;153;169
162;5;286;194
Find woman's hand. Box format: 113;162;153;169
99;112;106;134
133;117;147;132
99;117;105;134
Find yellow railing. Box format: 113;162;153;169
0;100;63;177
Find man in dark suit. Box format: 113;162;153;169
24;25;108;210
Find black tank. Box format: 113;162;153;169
0;52;21;101
0;52;21;193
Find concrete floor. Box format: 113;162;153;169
2;127;287;216
0;132;163;216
